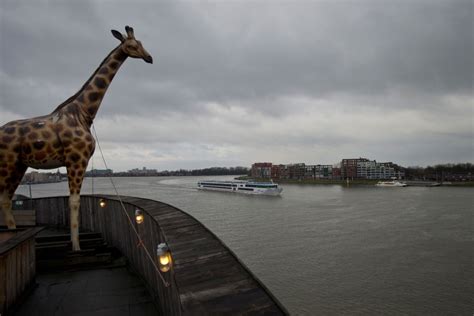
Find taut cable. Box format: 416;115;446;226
92;124;170;287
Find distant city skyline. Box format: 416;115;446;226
1;1;472;172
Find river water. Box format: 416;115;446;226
16;176;474;315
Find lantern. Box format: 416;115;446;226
135;209;144;224
99;199;106;208
157;243;172;272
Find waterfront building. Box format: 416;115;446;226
341;158;405;180
85;169;113;177
341;158;370;179
22;170;62;184
251;162;273;179
127;167;159;176
304;165;334;179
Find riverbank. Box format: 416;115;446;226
235;176;474;186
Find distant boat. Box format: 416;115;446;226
375;180;408;187
197;180;283;196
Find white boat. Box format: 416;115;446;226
375;180;408;187
197;180;283;196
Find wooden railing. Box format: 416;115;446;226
31;195;288;315
0;227;44;315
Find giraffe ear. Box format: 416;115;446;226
111;30;125;42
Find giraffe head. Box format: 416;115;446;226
112;26;153;64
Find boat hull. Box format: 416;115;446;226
197;180;283;196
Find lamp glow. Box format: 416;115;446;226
99;199;106;208
135;209;144;224
157;243;172;272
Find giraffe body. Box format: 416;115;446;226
0;26;152;250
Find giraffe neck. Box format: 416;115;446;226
54;45;128;123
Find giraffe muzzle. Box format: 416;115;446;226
144;55;153;64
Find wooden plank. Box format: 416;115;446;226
0;227;45;255
0;210;36;226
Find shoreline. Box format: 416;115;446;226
235;176;474;187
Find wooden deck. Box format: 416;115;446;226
29;195;288;315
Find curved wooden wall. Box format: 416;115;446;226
32;195;288;315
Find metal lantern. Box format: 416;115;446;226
157;243;172;272
99;199;106;208
135;209;144;224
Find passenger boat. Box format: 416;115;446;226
375;180;408;187
197;180;283;196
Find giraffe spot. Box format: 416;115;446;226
33;121;45;129
4;127;16;134
75;178;81;184
41;131;52;139
76;141;86;150
87;106;96;116
77;94;85;103
7;154;14;162
8;220;15;227
13;145;21;153
28;132;39;140
75;130;84;137
0;185;5;192
19;126;31;135
0;170;8;177
35;152;46;161
55;124;64;133
81;161;87;168
67;118;78;127
70;170;76;177
0;144;7;150
65;148;72;154
109;61;119;69
85;135;93;142
70;153;81;163
22;144;32;154
98;67;109;75
94;77;107;89
2;135;14;143
52;140;62;148
63;131;73;138
108;73;116;81
0;154;3;160
72;223;78;229
73;164;81;169
33;140;45;150
78;170;84;177
88;92;100;102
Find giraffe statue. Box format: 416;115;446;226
0;26;153;251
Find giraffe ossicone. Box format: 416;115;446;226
0;26;153;251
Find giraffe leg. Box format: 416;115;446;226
1;192;15;229
69;193;81;251
1;163;27;229
66;161;87;251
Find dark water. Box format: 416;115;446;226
16;176;474;315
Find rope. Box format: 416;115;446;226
92;124;170;287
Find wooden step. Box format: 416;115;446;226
35;232;102;243
34;230;124;272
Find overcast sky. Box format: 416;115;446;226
1;0;472;172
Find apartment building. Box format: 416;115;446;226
251;162;273;179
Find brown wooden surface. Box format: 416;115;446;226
30;195;288;315
0;227;43;315
0;210;36;227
